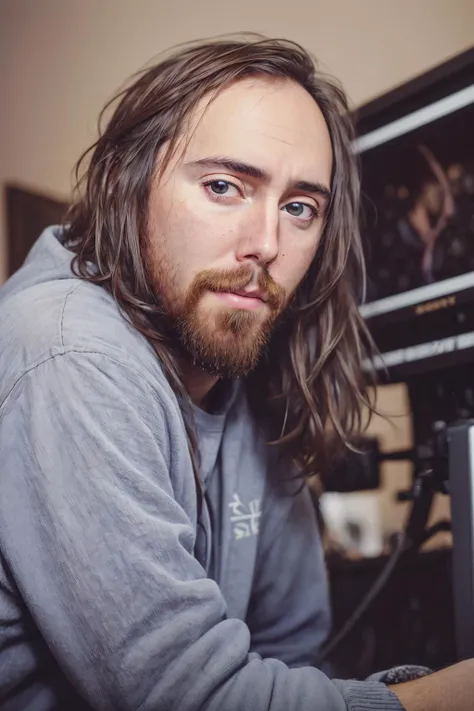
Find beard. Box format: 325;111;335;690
149;258;286;377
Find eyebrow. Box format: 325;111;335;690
186;156;332;203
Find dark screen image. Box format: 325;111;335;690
360;99;474;302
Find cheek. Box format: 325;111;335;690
277;238;320;293
153;198;238;291
154;200;202;267
171;191;236;254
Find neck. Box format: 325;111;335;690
179;360;220;409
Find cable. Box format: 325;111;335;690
317;530;407;665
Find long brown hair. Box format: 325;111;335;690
65;35;376;483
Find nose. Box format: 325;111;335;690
235;200;280;267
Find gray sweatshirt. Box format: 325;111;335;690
0;227;403;711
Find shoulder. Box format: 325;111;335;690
0;277;176;417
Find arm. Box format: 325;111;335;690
391;659;474;711
0;350;403;711
247;481;330;668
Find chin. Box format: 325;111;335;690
180;324;266;378
175;300;276;378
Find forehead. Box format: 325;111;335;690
174;77;333;184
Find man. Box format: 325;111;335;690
0;36;473;711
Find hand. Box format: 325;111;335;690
390;659;474;711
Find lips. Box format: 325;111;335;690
228;288;267;302
210;289;266;312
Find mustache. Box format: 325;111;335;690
187;265;286;312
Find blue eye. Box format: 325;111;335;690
209;180;230;195
203;179;241;201
284;202;316;220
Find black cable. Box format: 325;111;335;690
317;530;407;665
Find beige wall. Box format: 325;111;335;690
1;0;474;281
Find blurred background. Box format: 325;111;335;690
2;0;474;678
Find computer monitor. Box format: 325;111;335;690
355;47;474;382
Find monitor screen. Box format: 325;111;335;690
355;53;474;378
357;83;474;306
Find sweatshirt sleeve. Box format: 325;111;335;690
0;350;404;711
246;482;331;668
